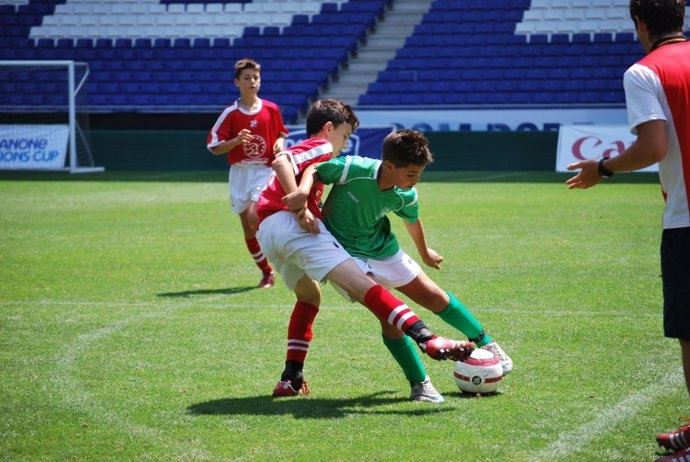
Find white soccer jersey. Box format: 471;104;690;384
623;41;690;229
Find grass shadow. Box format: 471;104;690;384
187;391;452;420
157;286;255;297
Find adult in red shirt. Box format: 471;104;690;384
566;2;689;460
207;58;288;288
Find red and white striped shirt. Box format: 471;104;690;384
206;98;288;166
256;137;334;224
624;41;690;229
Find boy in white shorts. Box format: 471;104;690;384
285;129;512;403
207;58;288;288
255;100;474;397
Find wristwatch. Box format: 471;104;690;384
598;158;614;179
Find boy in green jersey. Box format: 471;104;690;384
286;129;512;402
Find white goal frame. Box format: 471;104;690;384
0;60;104;173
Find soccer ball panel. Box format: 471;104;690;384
453;348;504;394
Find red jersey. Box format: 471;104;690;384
257;138;334;224
206;98;288;166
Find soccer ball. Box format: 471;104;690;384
453;348;504;394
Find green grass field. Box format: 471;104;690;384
0;170;685;461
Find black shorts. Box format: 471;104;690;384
661;226;690;341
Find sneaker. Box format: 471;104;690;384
481;341;514;375
272;379;310;398
423;336;474;361
258;271;276;289
658;424;690;451
656;446;690;462
410;376;444;403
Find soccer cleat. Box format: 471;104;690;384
656;446;690;462
272;379;310;398
481;341;514;375
422;336;474;361
658;424;690;451
410;376;444;403
258;271;276;289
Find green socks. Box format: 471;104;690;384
382;292;492;386
436;291;493;347
382;335;427;384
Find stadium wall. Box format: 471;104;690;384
90;130;559;171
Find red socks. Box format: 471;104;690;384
245;237;272;274
363;285;420;331
286;301;319;363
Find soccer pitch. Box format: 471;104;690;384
0;171;684;461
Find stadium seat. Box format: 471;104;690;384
1;0;653;117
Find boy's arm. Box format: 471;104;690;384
273;154;320;233
272;152;299;193
404;219;444;270
209;129;252;155
282;164;320;213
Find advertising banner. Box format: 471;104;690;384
356;108;628;132
0;124;69;170
286;126;393;160
555;124;658;173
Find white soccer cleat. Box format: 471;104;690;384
410;376;444;403
481;341;514;375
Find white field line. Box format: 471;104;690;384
529;368;685;462
50;304;213;460
3;299;662;319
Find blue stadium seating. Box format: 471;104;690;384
1;0;689;122
357;0;686;106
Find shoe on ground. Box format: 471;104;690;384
656;446;690;462
258;271;276;289
272;379;310;398
423;336;474;361
481;341;514;375
410;376;444;403
658;424;690;451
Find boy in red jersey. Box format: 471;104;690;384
256;99;474;397
566;1;689;460
207;58;288;288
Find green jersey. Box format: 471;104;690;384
316;155;419;259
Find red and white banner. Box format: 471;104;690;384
555;124;658;173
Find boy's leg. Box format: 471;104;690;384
397;271;513;373
381;329;427;384
326;260;473;361
232;165;274;288
397;271;489;344
273;276;320;397
380;327;444;403
240;208;274;288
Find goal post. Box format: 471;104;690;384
0;60;104;173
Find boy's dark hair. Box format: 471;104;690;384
234;58;261;79
629;0;685;36
381;129;433;167
305;99;360;137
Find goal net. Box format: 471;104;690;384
0;60;104;173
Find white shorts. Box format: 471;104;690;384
256;211;352;290
228;163;272;214
331;250;421;302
